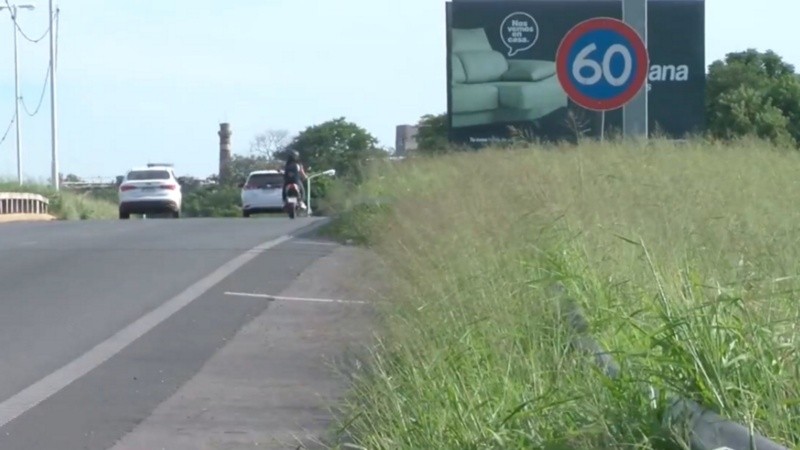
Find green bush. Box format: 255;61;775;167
181;185;241;217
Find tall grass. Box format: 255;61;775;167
0;181;117;220
333;139;800;449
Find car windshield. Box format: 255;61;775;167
247;173;283;188
127;170;171;181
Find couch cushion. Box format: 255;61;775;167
452;28;492;53
495;81;565;110
452;84;499;113
502;60;557;82
452;55;467;83
458;50;509;83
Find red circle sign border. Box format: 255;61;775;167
556;17;650;111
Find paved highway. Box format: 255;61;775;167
0;217;339;450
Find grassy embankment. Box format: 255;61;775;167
0;181;117;220
328;139;799;449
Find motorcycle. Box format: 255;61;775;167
283;182;306;219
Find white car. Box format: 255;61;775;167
240;170;287;217
118;164;182;219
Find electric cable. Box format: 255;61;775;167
0;114;15;147
3;0;52;43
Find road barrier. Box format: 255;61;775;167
552;283;791;450
61;181;117;189
0;192;50;216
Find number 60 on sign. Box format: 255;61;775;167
556;17;649;111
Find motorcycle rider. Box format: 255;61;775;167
282;150;308;210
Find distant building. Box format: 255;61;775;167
395;125;419;157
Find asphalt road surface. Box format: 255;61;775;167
0;217;340;450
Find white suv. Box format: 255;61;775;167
240;170;286;217
118;165;182;219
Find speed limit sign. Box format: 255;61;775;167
556;17;649;111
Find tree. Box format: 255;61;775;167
415;113;450;154
713;85;795;147
280;117;385;181
227;154;282;185
249;129;291;158
707;49;800;146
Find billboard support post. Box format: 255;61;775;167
600;111;606;142
622;0;648;139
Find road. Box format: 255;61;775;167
0;217;359;450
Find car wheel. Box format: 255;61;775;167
119;211;130;219
172;210;181;219
243;210;251;218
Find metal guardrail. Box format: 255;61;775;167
552;283;791;450
0;192;50;216
59;176;119;189
61;181;117;188
60;179;218;189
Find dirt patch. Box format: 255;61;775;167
0;214;57;224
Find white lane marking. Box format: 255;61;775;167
224;291;367;305
289;239;340;247
0;234;293;429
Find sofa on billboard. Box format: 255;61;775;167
450;27;568;128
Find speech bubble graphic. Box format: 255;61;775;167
500;12;540;57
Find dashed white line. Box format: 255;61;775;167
224;291;367;305
0;234;293;429
289;239;340;247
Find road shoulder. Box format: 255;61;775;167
109;240;379;450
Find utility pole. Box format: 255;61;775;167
49;0;58;190
12;5;21;184
0;2;35;185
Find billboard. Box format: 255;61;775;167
446;0;705;144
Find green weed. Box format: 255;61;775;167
332;139;800;449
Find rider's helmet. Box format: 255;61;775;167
287;150;300;163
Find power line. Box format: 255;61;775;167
5;8;60;120
3;0;52;43
0;3;60;180
17;10;58;118
20;63;50;117
0;114;14;147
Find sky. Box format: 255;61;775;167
0;0;798;182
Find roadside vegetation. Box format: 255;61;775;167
328;138;800;449
0;181;117;220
